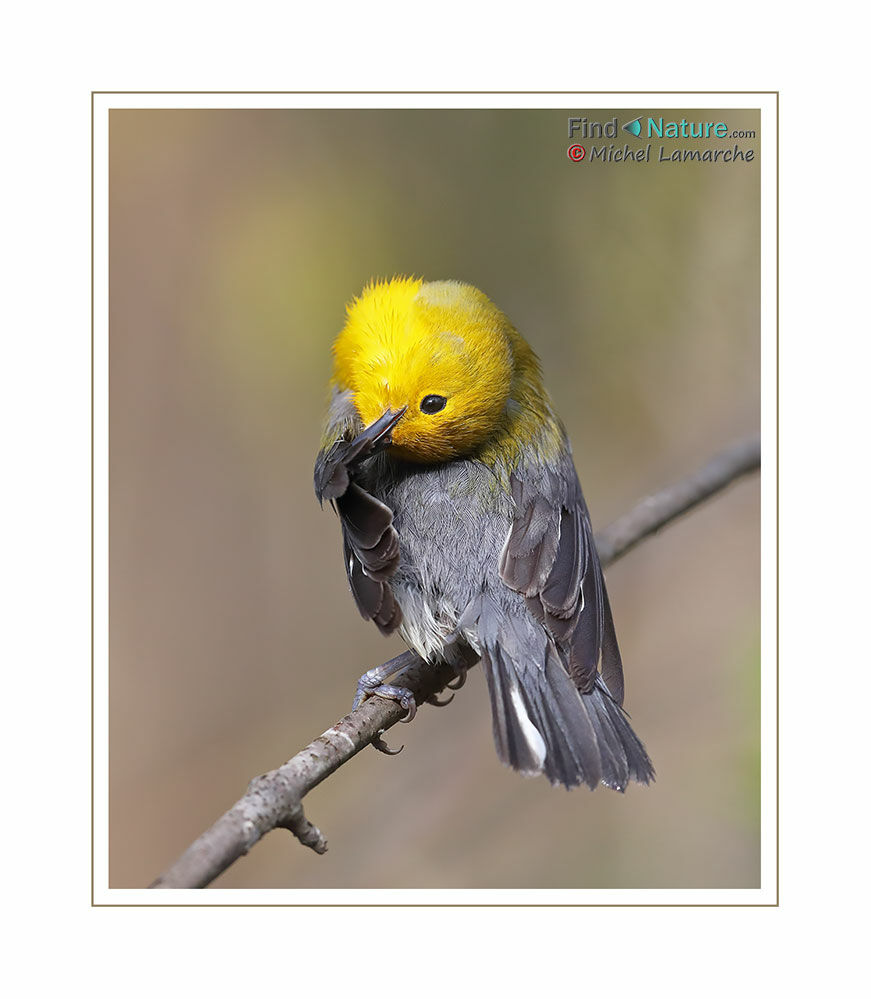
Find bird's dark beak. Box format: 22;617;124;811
359;406;407;455
314;406;407;505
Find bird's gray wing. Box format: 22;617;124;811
314;389;402;635
498;453;625;705
469;450;652;788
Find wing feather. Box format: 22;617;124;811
345;537;401;634
336;482;400;581
315;390;402;636
500;456;625;703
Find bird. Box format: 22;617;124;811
314;276;654;790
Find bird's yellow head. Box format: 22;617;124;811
331;277;536;463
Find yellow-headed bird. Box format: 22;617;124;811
314;277;653;790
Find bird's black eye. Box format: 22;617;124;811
420;394;447;415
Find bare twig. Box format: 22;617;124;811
149;656;451;888
595;435;761;565
149;435;760;889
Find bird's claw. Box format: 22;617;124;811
446;668;467;690
372;732;404;755
427;691;454;707
397;690;417;722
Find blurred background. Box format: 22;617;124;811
108;107;760;889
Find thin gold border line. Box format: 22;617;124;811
91;903;779;908
775;90;780;907
90;90;96;909
92;90;779;95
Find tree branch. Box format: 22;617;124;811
149;435;760;889
594;435;761;565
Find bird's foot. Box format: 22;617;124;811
359;682;418;722
352;650;420;712
355;677;418;755
351;650;463;753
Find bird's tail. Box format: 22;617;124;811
481;642;654;790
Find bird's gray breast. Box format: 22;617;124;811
360;456;514;663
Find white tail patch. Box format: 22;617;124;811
508;675;547;771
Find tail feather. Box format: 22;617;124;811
585;682;630;790
592;681;655;785
483;646;547;776
481;643;654;790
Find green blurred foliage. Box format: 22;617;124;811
109;107;761;888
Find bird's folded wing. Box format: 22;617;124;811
314;392;402;636
498;455;625;705
338;481;402;634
